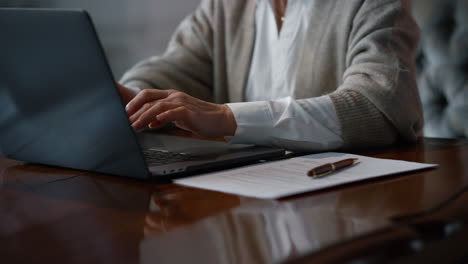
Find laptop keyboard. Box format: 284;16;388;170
142;150;194;166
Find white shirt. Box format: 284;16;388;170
227;0;344;151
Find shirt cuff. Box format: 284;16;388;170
226;101;275;145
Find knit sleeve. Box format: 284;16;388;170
119;0;216;102
330;0;423;148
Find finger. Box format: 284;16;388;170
147;108;179;130
126;89;170;116
129;96;177;121
148;120;160;129
156;106;193;130
129;102;154;122
132;102;182;130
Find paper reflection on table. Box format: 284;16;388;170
140;171;431;264
140;192;390;264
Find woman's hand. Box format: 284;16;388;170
116;83;139;104
124;87;237;138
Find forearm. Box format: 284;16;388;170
332;0;423;144
120;57;214;102
330;90;398;149
226;96;344;152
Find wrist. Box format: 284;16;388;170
223;104;237;137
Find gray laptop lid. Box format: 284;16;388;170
0;8;285;180
0;9;151;179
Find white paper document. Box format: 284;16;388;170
175;152;438;199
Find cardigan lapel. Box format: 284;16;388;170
228;0;257;102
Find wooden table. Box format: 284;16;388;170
0;138;467;264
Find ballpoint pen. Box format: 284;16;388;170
307;158;360;178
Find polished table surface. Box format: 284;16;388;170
0;137;467;263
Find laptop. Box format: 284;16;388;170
0;8;285;180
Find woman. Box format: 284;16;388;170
119;0;423;151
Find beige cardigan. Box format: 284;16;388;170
121;0;423;149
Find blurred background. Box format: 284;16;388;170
0;0;438;79
0;0;200;78
1;0;466;139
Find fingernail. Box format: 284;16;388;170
132;121;141;130
156;114;164;122
125;104;131;111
